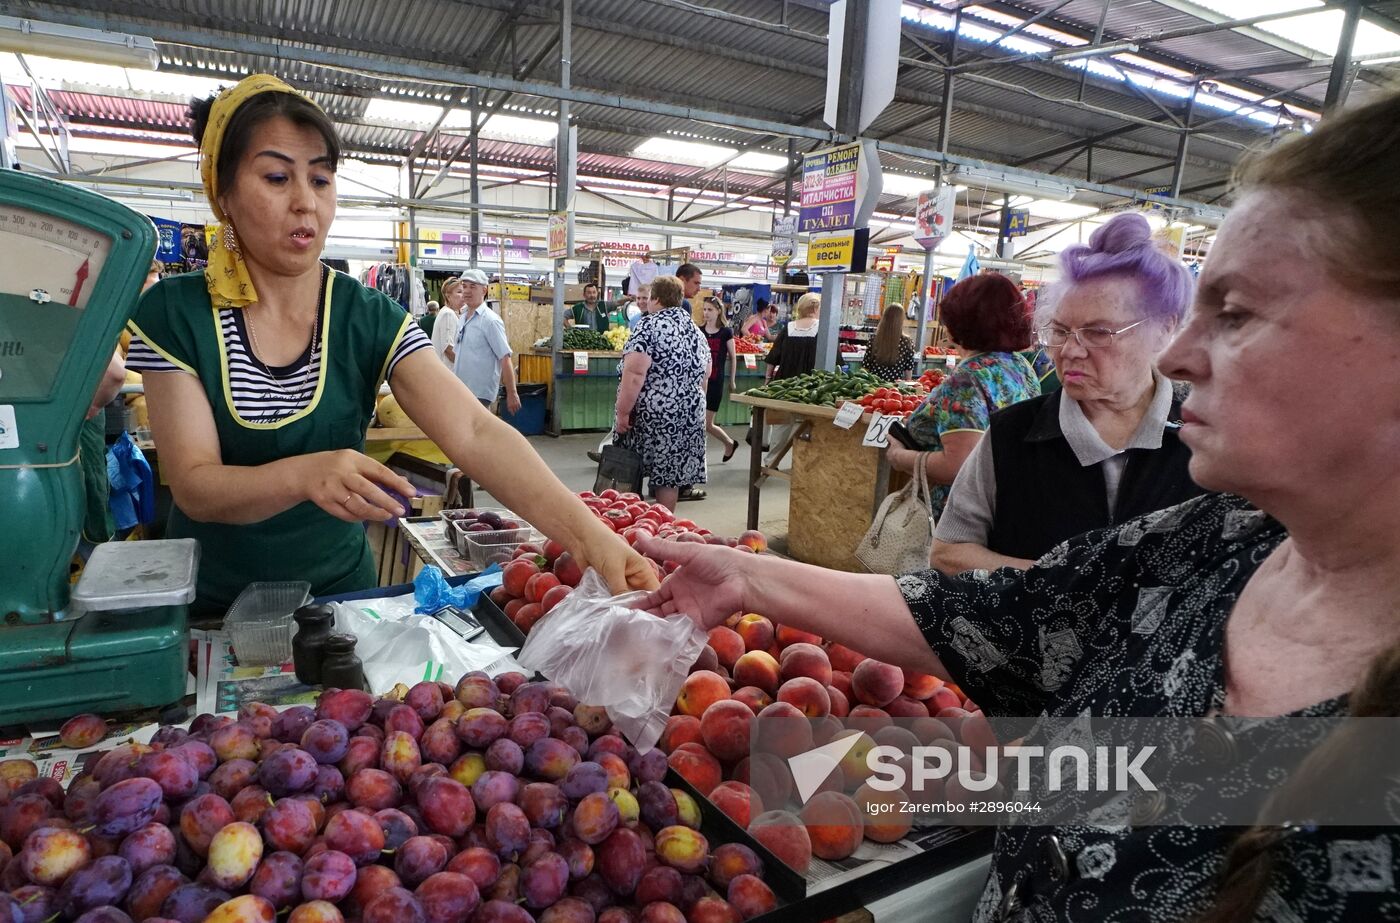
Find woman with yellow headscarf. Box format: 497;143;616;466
126;76;657;615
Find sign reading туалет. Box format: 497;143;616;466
799;143;862;233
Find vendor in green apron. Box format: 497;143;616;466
127;75;657;616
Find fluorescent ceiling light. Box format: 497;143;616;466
1001;196;1099;221
0;54;229;101
730;151;789;172
881;173;941;197
628;221;718;239
1187;204;1228;227
1189;0;1400;56
1054;41;1139;63
950;165;1077;202
475;114;557;145
363;97;443;125
0;17;157;69
633;137;737;167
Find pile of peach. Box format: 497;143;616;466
656;615;988;874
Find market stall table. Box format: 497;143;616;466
730;392;900;572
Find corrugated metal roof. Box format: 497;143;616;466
8;0;1387;215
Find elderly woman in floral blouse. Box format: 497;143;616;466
636;91;1400;922
886;272;1041;521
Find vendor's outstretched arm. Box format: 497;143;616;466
636;537;946;679
392;349;657;593
143;370;414;524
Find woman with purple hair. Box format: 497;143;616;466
931;213;1208;574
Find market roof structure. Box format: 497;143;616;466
4;0;1398;242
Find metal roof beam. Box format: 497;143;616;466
12;4;841;143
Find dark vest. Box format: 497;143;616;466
986;389;1206;560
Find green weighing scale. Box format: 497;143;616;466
0;169;196;727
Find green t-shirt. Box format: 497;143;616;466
418;312;436;338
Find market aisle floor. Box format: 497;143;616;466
475;426;792;550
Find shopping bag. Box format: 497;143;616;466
855;452;936;575
594;435;643;495
517;569;707;752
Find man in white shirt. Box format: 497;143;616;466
432;278;463;367
451;269;521;414
627;249;658;296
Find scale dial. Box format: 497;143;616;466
0;204;113;309
0;205;115;401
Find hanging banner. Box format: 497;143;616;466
771;215;797;268
548;213;572;260
915;185;957;251
799;141;882;234
150;217;181;263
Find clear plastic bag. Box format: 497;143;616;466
517;569;706;753
331;590;523;695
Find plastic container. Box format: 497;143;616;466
450;517;537;556
440;507;520;543
225;580;312;666
463;527;545;568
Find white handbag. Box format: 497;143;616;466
855;454;936;575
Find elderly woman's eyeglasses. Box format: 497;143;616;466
1038;319;1146;349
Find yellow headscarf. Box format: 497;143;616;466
199;74;314;309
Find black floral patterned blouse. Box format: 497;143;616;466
897;492;1399;922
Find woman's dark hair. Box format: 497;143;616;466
869;304;908;366
939;272;1031;352
1198;91;1400;923
189;90;341;195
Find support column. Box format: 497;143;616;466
782;138;796;216
914;247;934;366
470;87;481;269
551;0;573;355
1170;83;1198;200
936;7;962;155
1324;0;1362;114
815;0;869;373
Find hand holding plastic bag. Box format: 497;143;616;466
517;569;706;753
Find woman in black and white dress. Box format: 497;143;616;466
615;275;709;511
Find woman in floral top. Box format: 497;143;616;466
637;91;1400;923
891;273;1040;520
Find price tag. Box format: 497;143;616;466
832;401;864;430
862;412;898;448
743;354;758;370
573;351;590;374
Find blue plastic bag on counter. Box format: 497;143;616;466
413;564;503;614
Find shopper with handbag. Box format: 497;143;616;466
932;214;1206;574
613;276;709;510
884;273;1041;523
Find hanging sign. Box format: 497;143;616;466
872;255;896;272
915;185;957;251
771;215;797;268
573;351;590;374
744;354;758;370
548;213;572;260
1002;209;1031;238
807;228;870;274
799;141;881;234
